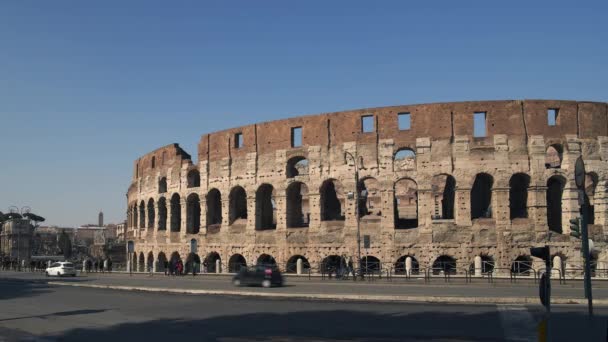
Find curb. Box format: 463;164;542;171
47;281;608;306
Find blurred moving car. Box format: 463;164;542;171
232;265;283;288
45;261;77;277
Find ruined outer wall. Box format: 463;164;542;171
126;100;608;273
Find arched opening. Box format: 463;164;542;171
431;174;455;220
257;254;277;267
547;176;565;233
185;253;201;274
585;173;598;225
170;252;182;273
228;254;247;273
158;177;167;194
161;151;167;165
229;186;248;225
511;255;532;275
286;255;310;274
471;173;493;219
157;252;167;272
320;179;344;221
187;169;200;188
321;255;345;274
138;252;145;272
394;148;416;171
545;144;563;169
432;255;456;275
132;205;138;229
360;256;381;274
151;156;156;169
286;182;310;228
286;156;309;178
509;173;530;219
186;193;201;234
206;189;222;228
358;177;381;219
469;255;495;274
157;197;167;230
256;184;276;230
394;256;419;275
204;252;221;273
139;200;146;228
147;252;154;272
147;198;155;230
170;194;181;232
131;252;137;272
394;178;418;229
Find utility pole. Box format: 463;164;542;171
574;156;593;316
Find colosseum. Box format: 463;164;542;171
125;99;608;277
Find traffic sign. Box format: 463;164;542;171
575;156;586;190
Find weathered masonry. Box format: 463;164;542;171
126;100;608;275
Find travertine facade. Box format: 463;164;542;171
126;100;608;275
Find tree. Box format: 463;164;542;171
58;231;72;259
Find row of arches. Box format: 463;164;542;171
131;251;547;276
129;172;600;234
152;143;565;195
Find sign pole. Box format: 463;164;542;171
575;156;593;316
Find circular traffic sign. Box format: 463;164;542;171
575;156;586;190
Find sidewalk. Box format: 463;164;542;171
2;271;607;305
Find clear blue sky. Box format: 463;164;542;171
1;1;606;227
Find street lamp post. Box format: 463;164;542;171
344;151;362;280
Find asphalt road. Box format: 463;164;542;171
2;271;608;300
0;276;607;341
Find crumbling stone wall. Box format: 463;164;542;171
126;100;608;274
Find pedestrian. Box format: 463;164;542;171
100;260;105;273
164;260;169;276
192;260;198;277
203;260;208;274
104;259;109;273
107;258;112;273
348;257;355;278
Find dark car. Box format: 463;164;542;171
232;265;283;288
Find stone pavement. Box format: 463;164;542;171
2;271;607;305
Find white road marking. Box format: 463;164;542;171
498;305;537;342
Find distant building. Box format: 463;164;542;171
0;219;34;262
98;211;104;227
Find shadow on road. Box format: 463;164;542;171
45;308;607;342
0;274;92;301
0;309;110;322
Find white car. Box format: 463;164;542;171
45;262;77;277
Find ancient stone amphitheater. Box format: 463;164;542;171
126;100;608;277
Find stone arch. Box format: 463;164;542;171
470;255;495;274
394;178;418;229
147;251;154;271
320;179;345;221
321;255;345;274
186;193;201;234
286;156;309;178
158;177;167;194
431;174;455;220
547;175;566;233
139;200;146;228
187;169;200;188
286;182;310;228
256;184;277;230
509;173;530;219
170;193;181;232
545;144;563;169
358;177;381;219
395;255;419;275
257;254;277;267
204;252;221;273
185;253;201;274
471;173;493;219
157;252;167;272
151;156;156;169
585;172;598;225
432;255;456;275
511;255;532;275
138;252;145;272
206;189;222;228
229;186;248;225
286;255;310;274
228;254;247;272
157;197;167;230
394;148;416;171
361;256;381;273
147;198;155;229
